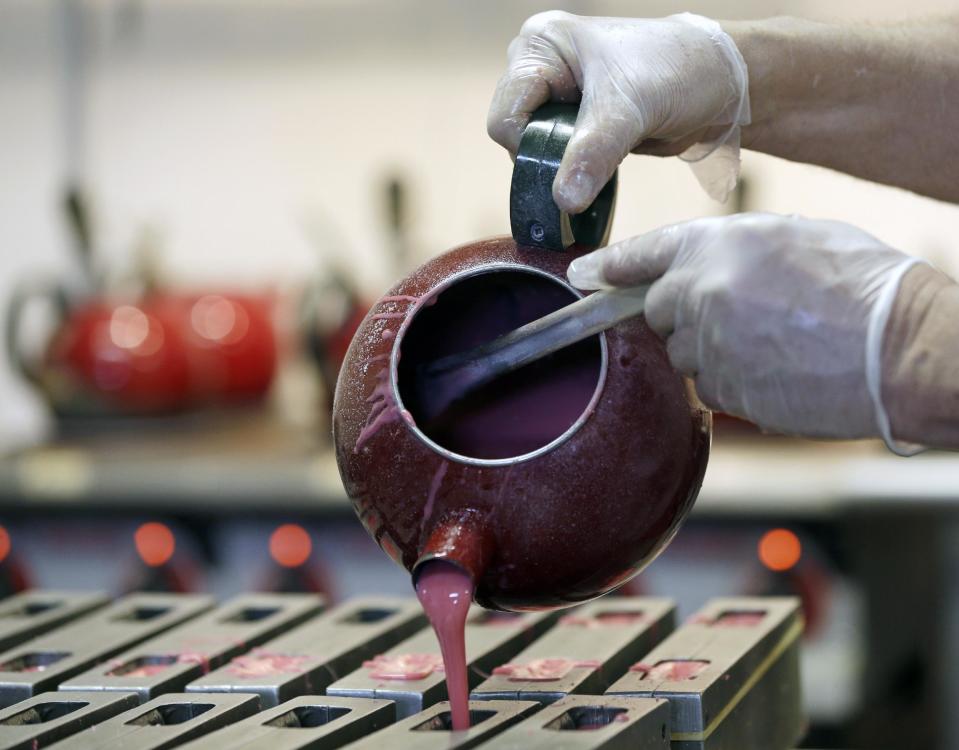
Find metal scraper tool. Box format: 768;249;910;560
416;284;648;422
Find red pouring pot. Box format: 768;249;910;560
333;106;711;611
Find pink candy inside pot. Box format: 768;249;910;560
396;269;602;460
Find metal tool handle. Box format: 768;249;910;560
424;286;648;399
510;104;617;252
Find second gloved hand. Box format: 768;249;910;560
567;213;922;441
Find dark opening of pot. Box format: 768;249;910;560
396;269;603;460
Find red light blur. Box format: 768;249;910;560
269;524;312;568
758;528;802;572
135;522;176;567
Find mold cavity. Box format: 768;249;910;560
112;606;171;622
397;269;603;461
545;706;627;731
592;611;645;624
1;701;87;725
338;608;396;624
412;710;495;731
221;607;279;623
639;660;710;681
713;610;766;627
1;601;60;618
108;655;178;677
265;706;351;728
0;652;70;672
126;703;214;726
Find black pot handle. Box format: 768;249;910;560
509;104;617;252
5;281;71;387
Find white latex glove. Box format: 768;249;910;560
567;213;923;450
488;11;750;208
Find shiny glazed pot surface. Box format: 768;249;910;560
333;237;710;611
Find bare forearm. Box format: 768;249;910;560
726;16;959;203
882;264;959;450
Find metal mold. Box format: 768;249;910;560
187;597;425;707
59;594;323;702
52;692;258;749
326;609;555;719
605;597;804;749
0;593;213;707
344;700;539;750
479;694;670;749
178;696;395;749
0;691;137;750
0;591;108;653
471;597;675;704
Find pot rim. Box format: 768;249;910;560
389;261;609;467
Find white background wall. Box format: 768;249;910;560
2;0;959;447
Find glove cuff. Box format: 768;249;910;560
673;13;751;202
865;257;927;456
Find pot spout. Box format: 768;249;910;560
413;509;494;594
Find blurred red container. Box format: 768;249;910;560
36;292;277;415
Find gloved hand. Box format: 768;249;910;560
488;11;750;208
567;213;923;449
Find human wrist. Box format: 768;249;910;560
722;18;793;149
722;17;838;152
881;263;959;449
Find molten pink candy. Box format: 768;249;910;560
363;653;444;681
631;659;710;681
414;560;473;730
492;657;602;681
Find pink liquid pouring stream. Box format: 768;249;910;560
414;560;474;731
